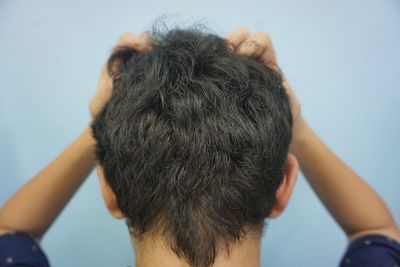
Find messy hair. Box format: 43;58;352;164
91;26;292;267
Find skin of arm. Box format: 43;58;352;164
283;55;400;242
0;33;152;241
225;28;400;243
0;128;96;240
290;117;400;242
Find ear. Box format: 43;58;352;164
96;165;125;219
268;153;299;218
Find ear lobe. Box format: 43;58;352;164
268;153;298;218
96;166;125;219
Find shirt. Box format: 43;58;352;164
1;232;400;266
339;234;400;267
0;232;49;267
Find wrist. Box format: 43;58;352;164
81;127;97;148
290;116;309;153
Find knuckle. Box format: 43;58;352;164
254;32;270;42
117;33;136;45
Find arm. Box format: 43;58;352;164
226;29;400;242
0;33;152;241
290;117;400;242
0;128;95;240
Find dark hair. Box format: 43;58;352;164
91;27;292;267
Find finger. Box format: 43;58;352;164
236;39;265;58
113;32;153;53
237;32;273;58
251;32;272;45
135;32;154;53
252;32;278;66
115;33;137;47
224;28;251;50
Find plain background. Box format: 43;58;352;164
0;0;399;266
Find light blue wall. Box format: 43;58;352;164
0;0;399;266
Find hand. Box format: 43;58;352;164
225;29;304;141
89;33;153;119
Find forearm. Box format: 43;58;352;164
291;118;399;239
0;127;96;240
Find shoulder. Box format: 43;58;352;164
340;233;400;267
0;230;50;267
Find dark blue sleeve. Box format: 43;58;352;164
0;232;50;267
339;234;400;267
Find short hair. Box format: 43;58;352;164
91;27;292;267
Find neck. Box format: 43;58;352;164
130;232;262;267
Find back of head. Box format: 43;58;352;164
92;26;292;267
